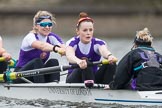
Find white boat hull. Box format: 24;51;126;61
0;83;162;106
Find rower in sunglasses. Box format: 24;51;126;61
37;22;53;27
14;10;66;83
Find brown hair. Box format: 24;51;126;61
79;12;88;18
77;12;93;29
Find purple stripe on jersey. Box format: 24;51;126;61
48;32;64;44
16;32;63;67
68;36;105;74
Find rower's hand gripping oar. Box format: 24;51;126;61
0;59;117;82
53;45;66;56
0;57;32;83
0;57;17;83
0;57;17;68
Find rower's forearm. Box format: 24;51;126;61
39;42;54;52
66;55;81;64
0;48;6;56
98;45;107;58
100;48;112;59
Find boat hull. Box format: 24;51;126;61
0;83;162;106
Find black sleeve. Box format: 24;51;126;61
109;51;133;89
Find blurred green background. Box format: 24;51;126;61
0;0;162;38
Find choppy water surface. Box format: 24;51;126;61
0;97;160;108
1;36;162;108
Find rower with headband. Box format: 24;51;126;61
14;10;66;83
66;12;117;85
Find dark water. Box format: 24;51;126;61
0;97;161;108
1;36;162;108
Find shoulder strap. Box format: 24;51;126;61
134;49;160;71
142;49;160;68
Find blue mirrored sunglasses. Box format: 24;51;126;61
37;22;53;27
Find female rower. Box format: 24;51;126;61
14;10;65;83
66;12;117;84
108;28;162;91
0;36;12;73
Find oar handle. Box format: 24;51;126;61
92;58;118;65
0;57;17;68
0;57;5;61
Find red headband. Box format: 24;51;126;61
77;17;94;27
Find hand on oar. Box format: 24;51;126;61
106;55;118;64
0;52;12;61
76;58;118;69
0;57;17;68
57;49;66;56
53;45;66;56
8;59;17;68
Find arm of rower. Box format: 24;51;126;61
0;37;7;56
99;45;118;63
0;36;2;48
31;40;54;52
0;37;11;60
0;48;6;56
57;44;66;56
98;45;112;59
66;46;82;64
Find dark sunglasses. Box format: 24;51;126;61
37;22;53;27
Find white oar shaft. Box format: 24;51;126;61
20;77;33;83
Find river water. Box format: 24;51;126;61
1;35;162;108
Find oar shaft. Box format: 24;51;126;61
0;59;111;82
0;65;73;82
14;60;106;78
16;65;73;79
